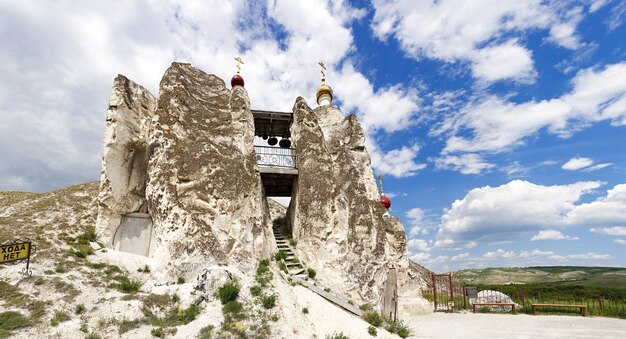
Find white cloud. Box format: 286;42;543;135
406;208;428;237
531;230;579;241
407;239;430;253
0;0;425;191
520;249;555;258
440;62;626;154
434;154;495;175
562;157;594;170
451;253;471;262
436;180;604;248
591;226;626;236
550;252;612;261
471;40;536;84
371;1;585;83
615;239;626;245
483;249;515;259
584;163;612;171
369;142;426;178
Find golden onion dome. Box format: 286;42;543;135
316;83;333;104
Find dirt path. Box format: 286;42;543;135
404;312;626;338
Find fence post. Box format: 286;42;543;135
432;272;438;312
449;274;454;311
597;289;603;312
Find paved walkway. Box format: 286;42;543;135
404;312;626;338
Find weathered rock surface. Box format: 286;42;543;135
145;62;274;274
96;75;156;245
287;98;430;311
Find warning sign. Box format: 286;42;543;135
0;241;31;264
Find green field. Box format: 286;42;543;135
453;266;626;318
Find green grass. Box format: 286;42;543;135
118;318;145;334
325;332;350;339
112;276;142;293
0;311;30;337
50;309;71;326
367;325;377;336
307;268;316;279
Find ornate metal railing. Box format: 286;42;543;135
254;146;297;168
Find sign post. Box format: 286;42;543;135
0;240;35;277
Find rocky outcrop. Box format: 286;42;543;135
145;63;274;274
287;98;429;311
96;75;156;245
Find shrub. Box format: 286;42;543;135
368;325;377;336
250;285;262;297
216;282;240;304
50;309;71;326
302;307;309;314
80;323;89;333
274;251;288;261
75;304;86;315
396;325;411;338
385;320;411;338
137;265;151;273
359;303;373;312
113;276;142;293
261;294;278;309
325;332;349;339
86;333;102;339
76;226;97;244
362;312;383;327
118;319;144;334
289;239;298;247
307;268;316;279
177;277;185;284
151;327;164;338
278;262;288;273
198;325;215;339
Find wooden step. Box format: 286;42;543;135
290;268;305;275
292;277;363;317
286;262;301;267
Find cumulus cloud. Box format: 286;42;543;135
615;239;626;245
435;180;610;248
531;230;579;241
0;0;425;190
406;207;428;237
407;239;430;253
369;143;426;178
439;62;626;154
371;1;586;83
434;153;495;175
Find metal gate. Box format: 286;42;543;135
431;273;466;312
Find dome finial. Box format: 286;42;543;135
316;61;333;106
231;56;245;87
378;175;391;209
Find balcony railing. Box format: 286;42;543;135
254;146;297;168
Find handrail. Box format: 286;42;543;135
254;146;297;168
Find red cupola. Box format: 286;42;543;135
231;74;244;87
380;195;391;209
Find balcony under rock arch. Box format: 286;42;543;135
252;109;297;197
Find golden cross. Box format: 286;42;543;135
319;62;326;82
234;57;244;74
377;175;384;195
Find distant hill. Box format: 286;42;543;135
456;266;626;289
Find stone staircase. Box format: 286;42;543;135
272;225;307;279
271;224;363;317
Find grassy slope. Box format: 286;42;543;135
456;266;626;289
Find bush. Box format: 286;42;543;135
368;325;377;336
250;285;262;297
307;268;316;279
151;327;164;338
75;304;85;314
385;320;411;338
302;307;309;314
278;262;288;273
274;251;288;261
362;312;383;327
261;294;278;309
216;282;240;304
359;303;373;312
325;332;350;339
113;276;142;293
177;277;185;284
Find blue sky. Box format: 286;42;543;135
1;1;625;272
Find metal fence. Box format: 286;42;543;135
254;146;297;168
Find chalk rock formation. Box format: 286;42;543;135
96;75;157;245
288;98;429;310
146;63;274;274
